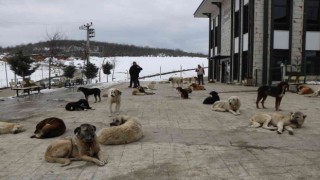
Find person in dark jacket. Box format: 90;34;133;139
129;62;143;88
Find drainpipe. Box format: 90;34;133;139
262;0;269;85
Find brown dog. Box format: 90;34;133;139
31;117;66;139
44;123;107;166
189;83;206;90
256;81;289;111
297;85;314;95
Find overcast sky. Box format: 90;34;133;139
0;0;209;54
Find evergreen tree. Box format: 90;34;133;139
84;62;99;79
63;65;76;79
102;61;113;75
7;50;39;80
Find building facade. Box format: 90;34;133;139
194;0;320;85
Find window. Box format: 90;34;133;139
215;26;218;47
273;0;290;30
233;53;239;80
306;0;320;31
235;11;240;37
305;51;320;75
243;5;249;34
271;50;289;81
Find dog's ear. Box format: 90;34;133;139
74;127;81;135
91;125;96;132
303;114;307;119
118;90;122;95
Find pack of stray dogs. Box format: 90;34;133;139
0;80;309;168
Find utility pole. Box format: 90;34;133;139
79;22;95;65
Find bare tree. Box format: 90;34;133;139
46;31;65;89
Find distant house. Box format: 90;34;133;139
194;0;320;85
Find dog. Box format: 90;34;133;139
256;81;289;111
249;111;307;135
168;77;183;88
212;96;241;115
143;81;156;90
132;86;155;95
189;83;206;90
203;91;220;104
65;99;93;111
44;123;107;166
305;87;320;97
297;84;314;95
77;87;101;103
108;88;122;114
176;87;189;99
30;117;66;139
0;122;25;134
97;115;143;145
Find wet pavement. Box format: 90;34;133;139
0;82;320;179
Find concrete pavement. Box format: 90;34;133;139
0;82;320;180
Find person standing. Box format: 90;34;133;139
129;61;143;88
195;64;205;85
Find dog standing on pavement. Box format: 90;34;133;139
256;81;289;111
77;87;101;103
44;123;107;166
169;77;183;88
108;88;122;115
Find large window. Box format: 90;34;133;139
233;53;239;80
271;50;290;81
305;51;320;75
273;0;291;30
306;0;320;31
243;5;249;34
235;11;239;37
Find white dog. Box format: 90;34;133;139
0;122;25;134
168;77;183;88
97;115;143;145
107;88;122;115
212;96;241;115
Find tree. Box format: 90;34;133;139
84;62;99;81
7;50;39;81
63;65;76;79
46;31;65;89
102;61;114;82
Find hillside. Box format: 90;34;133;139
0;40;206;58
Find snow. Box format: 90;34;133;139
0;56;208;88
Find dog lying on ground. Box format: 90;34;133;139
305;87;320;97
65;99;93;111
249;111;307;135
77;87;101;103
108;88;122;115
97;115;143;145
176;87;189;99
132;86;155;95
169;77;183;88
30;117;66;139
142;81;157;90
189;83;206;90
44;123;107;166
203;91;220;104
297;84;314;95
256;81;289;111
212;96;241;115
0;122;25;134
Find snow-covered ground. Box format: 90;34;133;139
0;56;208;88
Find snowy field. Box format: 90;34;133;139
0;56;208;88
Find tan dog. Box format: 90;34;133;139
44;123;107;166
168;77;183;88
189;83;206;90
108;88;122;115
97;115;143;145
212;96;241;115
297;85;314;95
30;117;66;139
144;81;156;90
132;86;155;95
249;111;306;135
0;122;25;134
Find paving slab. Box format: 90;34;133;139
0;82;320;179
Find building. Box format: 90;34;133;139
194;0;320;85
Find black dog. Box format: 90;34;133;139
77;87;101;103
176;87;189;99
203;91;220;104
65;99;93;111
256;81;289;111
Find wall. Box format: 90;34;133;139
220;0;232;55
